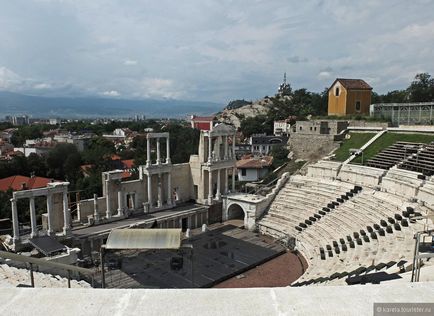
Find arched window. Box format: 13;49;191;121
355;101;361;112
335;87;340;96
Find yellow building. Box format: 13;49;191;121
328;78;372;116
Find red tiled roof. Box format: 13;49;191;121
236;156;273;169
110;154;121;160
121;159;134;169
331;78;372;90
191;116;215;122
0;175;57;192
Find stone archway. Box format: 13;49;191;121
227;203;245;221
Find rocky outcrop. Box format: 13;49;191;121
217;95;291;129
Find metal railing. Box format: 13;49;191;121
0;250;97;288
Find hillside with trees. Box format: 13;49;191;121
235;72;434;139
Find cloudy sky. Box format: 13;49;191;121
0;0;433;103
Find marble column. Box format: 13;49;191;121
117;191;124;216
208;170;213;204
166;137;171;164
105;179;111;219
29;197;37;238
232;167;236;192
224;136;229;160
224;168;229;194
216;169;221;200
147;174;153;209
62;189;71;235
46;193;54;235
146;137;151;166
232;135;236;159
93;193;100;223
216;136;221;161
167;173;172;206
208;135;212;163
10;198;19;242
157;174;163;208
156;138;161;164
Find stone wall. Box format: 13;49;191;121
417;177;434;208
381;168;424;198
288;134;339;160
348;120;390;128
338;164;386;187
172;163;194;202
307;160;342;180
77;197;106;222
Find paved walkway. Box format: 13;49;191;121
1;282;433;315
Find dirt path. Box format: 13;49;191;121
213;251;307;288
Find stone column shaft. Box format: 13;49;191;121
62;189;71;235
208;170;213;204
208;135;212;163
167;173;172;206
46;193;54;235
224;168;229;194
105;179;111;219
29;197;38;238
146;137;151;166
216;136;221;161
157;174;163;207
232;167;236;192
10;198;19;242
156;138;161;164
232;135;236;159
117;191;123;216
166;137;171;164
147;174;153;209
93;193;100;222
216;169;221;200
224;136;229;160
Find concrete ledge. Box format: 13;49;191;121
307;160;342;180
338;164;386;187
0;283;433;316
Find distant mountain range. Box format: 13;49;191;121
0;91;222;119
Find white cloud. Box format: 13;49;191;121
1;1;434;100
101;90;120;97
317;71;331;80
33;83;52;90
139;78;184;99
123;59;138;66
0;66;22;89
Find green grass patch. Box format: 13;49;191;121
334;132;434;163
333;133;376;161
352;132;434;164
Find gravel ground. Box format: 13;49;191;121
213;251;307;288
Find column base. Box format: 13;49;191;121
207;196;213;205
117;208;125;217
62;227;72;237
216;193;221;200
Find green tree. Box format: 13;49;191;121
27;153;48;177
46;144;81;181
240;116;273;138
408;73;434;102
270;146;289;168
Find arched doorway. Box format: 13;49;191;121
227;203;245;221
